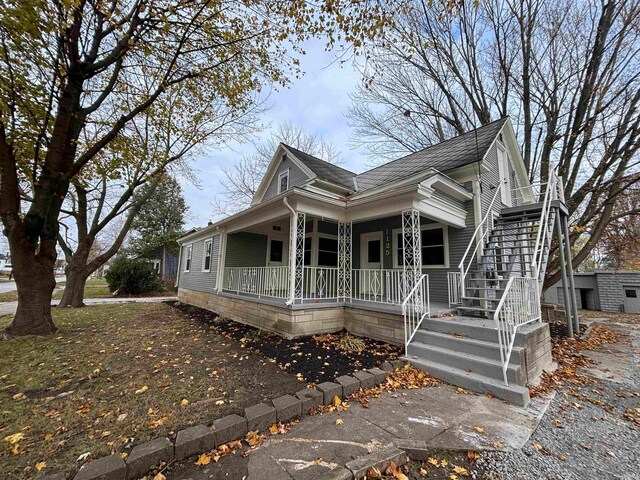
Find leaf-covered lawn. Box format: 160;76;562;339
0;303;301;479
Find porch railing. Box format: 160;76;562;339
224;266;290;299
402;274;430;355
494;276;540;385
301;266;339;301
352;269;407;305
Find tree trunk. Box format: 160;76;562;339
6;244;57;336
58;266;89;308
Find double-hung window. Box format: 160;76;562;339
317;237;338;267
394;225;448;268
277;170;289;194
184;245;192;272
202;239;212;272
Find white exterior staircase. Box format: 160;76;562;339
403;172;565;406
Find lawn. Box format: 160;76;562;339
0;302;301;479
0;278;157;303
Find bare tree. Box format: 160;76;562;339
349;0;640;286
213;122;342;217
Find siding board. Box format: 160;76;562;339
178;235;220;293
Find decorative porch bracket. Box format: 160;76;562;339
338;221;352;301
402;209;422;295
289;211;306;302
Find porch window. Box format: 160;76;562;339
304;236;312;265
202;239;212;272
317;236;338;267
269;239;283;262
393;225;448;268
278;170;289;194
185;245;192;272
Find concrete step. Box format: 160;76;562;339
404;357;530;406
407;342;524;385
411;329;524;364
420;316;499;342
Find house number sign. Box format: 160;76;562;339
384;229;391;257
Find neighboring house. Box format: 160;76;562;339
0;252;11;274
545;270;640;313
177;117;572;406
142;245;179;284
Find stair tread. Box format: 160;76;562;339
417;329;524;351
404;357;530;406
462;296;501;302
409;341;521;372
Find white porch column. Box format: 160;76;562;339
402;209;422;289
338;221;352;301
216;231;227;294
288;211;306;303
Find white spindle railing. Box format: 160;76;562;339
447;271;462;306
224;266;290;299
402;274;430;355
352;269;407;304
494;277;541;385
302;266;339;300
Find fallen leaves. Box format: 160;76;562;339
134;385;149;395
533;442;551;455
335;418;344;426
531;324;620;397
194;440;242;466
35;461;46;472
473;426;484;434
3;432;25;444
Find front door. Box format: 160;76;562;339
360;232;383;296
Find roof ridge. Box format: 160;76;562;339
356;116;509;178
281;143;357;176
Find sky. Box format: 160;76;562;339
180;39;369;228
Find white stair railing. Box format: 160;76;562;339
458;183;503;300
529;169;560;290
494;277;541;385
447;271;462;306
402;274;430;356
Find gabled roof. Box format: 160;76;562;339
354;117;509;192
282;144;356;190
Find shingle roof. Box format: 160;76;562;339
283;144;356;190
354;117;509;192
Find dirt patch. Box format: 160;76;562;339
0;302;300;479
169;301;402;384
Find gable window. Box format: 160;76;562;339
277;170;289;194
317;236;338;267
269;239;284;263
202;239;212;272
393;225;448;268
184;245;192;272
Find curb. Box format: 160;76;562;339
44;359;408;480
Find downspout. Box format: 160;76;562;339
283;197;296;305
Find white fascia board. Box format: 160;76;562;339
348;170;436;201
419;174;473;201
346;191;417;222
415;196;468;228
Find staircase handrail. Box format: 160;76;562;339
529;169;559;286
458;183;503;294
493;276;541;385
402;273;430;355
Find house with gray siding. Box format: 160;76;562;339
176;117;570;406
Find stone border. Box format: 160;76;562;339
43;359;408;480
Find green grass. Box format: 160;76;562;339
0;302;300;479
0;278;112;303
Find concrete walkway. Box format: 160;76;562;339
167;385;554;480
0;296;177;316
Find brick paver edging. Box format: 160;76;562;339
42;359;407;480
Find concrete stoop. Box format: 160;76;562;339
405;316;553;407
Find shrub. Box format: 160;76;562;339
105;257;164;295
336;334;366;352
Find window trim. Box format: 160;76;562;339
316;234;339;267
277;169;290;194
184;244;193;272
392;224;449;269
266;235;286;265
202;238;213;272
